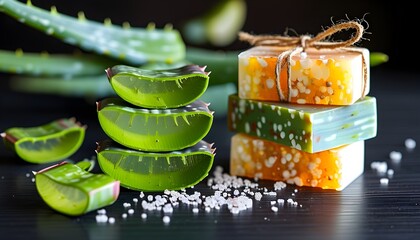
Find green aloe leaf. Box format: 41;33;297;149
0;49;116;77
97;97;214;152
0;0;185;65
96;139;215;191
106;64;210;109
35;160;120;216
1;118;86;164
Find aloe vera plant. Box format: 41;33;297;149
106;64;210;109
0;0;185;65
97;97;214;152
96;139;215;191
34;160;120;216
1;118;86;164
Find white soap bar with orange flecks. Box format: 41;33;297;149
238;46;369;105
230;133;364;191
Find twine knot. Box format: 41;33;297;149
238;20;368;103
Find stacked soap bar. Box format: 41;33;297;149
231;133;364;190
228;46;377;191
228;94;377;153
238;46;369;105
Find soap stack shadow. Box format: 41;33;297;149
96;64;216;191
227;46;378;191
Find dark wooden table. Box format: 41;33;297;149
1;68;419;240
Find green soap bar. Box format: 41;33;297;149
35;160;120;216
97;97;213;152
96;139;215;191
228;94;377;153
106;64;209;109
1;118;85;164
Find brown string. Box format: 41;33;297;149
239;21;367;102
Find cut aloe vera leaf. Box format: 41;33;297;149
96;139;215;191
105;64;210;109
1;118;86;164
35;160;120;216
0;49;117;77
97;97;213;152
0;0;185;65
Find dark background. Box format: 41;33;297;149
0;0;416;73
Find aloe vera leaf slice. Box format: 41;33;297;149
0;49;117;77
97;98;213;152
0;0;185;65
96;139;215;191
1;118;86;164
34;160;120;216
106;64;210;109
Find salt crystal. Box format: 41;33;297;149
271;206;278;212
162;216;171;224
389;151;402;162
254;192;263;201
139;192;145;198
108;217;115;224
96;215;108;223
122;213;127;219
405;138;416;149
380;178;389;185
141;213;147;219
192;208;199;213
97;209;106;215
128;209;134;215
387;169;394;177
133;198;138;203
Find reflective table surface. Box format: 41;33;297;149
1;68;420;240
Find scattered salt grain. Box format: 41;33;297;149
271;206;278;212
31;178;35;182
97;209;106;215
405;138;416;149
96;215;108;223
205;206;211;212
389;151;402;162
123;202;131;208
274;181;287;190
147;195;154;202
380;178;389;185
128;209;135;215
254;192;263;201
141;213;147;219
162;216;170;224
270;201;276;205
133;198;138;203
371;161;388;174
277;199;285;205
139;192;145;198
25;173;30;177
192;208;199;213
387;169;394;177
121;213;127;219
108;217;115;224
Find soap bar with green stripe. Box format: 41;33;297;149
227;94;377;153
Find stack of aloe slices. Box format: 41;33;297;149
96;64;216;191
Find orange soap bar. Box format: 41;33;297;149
230;133;364;191
238;46;370;105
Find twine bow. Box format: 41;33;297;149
238;21;368;102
